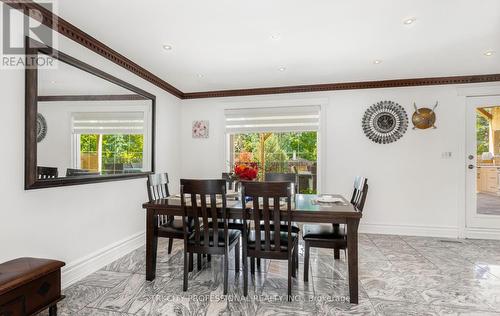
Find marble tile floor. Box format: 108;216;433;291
38;234;500;315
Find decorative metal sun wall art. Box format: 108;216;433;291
362;101;408;144
37;113;47;143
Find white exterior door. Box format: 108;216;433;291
466;95;500;230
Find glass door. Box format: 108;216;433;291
466;96;500;229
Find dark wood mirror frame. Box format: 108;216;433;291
25;37;156;190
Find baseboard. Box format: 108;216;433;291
465;227;500;240
61;231;145;289
359;223;460;238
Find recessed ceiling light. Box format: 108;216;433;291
278;66;286;71
373;60;382;65
197;74;204;78
270;34;281;40
484;50;495;57
162;44;172;51
50;80;57;84
403;17;416;25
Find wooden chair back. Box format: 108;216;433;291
350;176;368;212
147;173;170;201
241;181;292;255
180;179;228;253
147;173;172;225
264;173;296;194
37;166;58;179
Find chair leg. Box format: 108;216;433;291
224;251;229;295
183;250;188;291
257;258;261;270
295;241;299;277
288;251;293;301
197;253;202;271
334;248;340;260
250;257;255;275
207;254;211;262
168;238;173;254
243;255;248;297
304;241;310;282
292;247;297;278
188;253;193;272
235;239;240;273
49;304;57;316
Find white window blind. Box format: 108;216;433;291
224;105;321;133
71;111;145;135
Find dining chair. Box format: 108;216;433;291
37;166;58;179
241;181;298;301
302;176;368;282
181;179;241;295
147;173;184;255
265;173;297;193
262;173;301;235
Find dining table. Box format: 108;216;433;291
142;193;362;304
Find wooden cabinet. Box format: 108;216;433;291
477;167;500;194
0;258;64;316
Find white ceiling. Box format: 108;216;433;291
53;0;500;92
38;57;132;95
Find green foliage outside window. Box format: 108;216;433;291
477;115;490;156
80;134;144;173
80;134;98;153
101;134;143;164
233;131;317;164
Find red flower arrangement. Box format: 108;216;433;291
234;162;258;181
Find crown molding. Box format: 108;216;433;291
3;0;500;100
183;74;500;99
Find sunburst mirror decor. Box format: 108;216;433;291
36;113;47;143
362;101;408;144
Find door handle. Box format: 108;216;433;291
468;165;475;169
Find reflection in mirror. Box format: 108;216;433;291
36;54;153;179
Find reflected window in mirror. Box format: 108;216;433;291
26;38;155;189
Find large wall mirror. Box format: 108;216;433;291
25;38;155;189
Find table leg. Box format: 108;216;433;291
146;210;158;281
346;218;359;304
49;304;57;316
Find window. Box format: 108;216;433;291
225;105;320;193
72;111;148;174
79;134;144;174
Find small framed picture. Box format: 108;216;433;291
192;120;209;138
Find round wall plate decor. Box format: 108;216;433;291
37;113;47;143
362;101;408;144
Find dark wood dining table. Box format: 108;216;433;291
142;194;362;304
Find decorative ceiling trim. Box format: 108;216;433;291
3;1;500;100
183;74;500;99
37;94;148;102
2;0;184;99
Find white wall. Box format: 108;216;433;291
0;30;181;285
180;85;500;238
